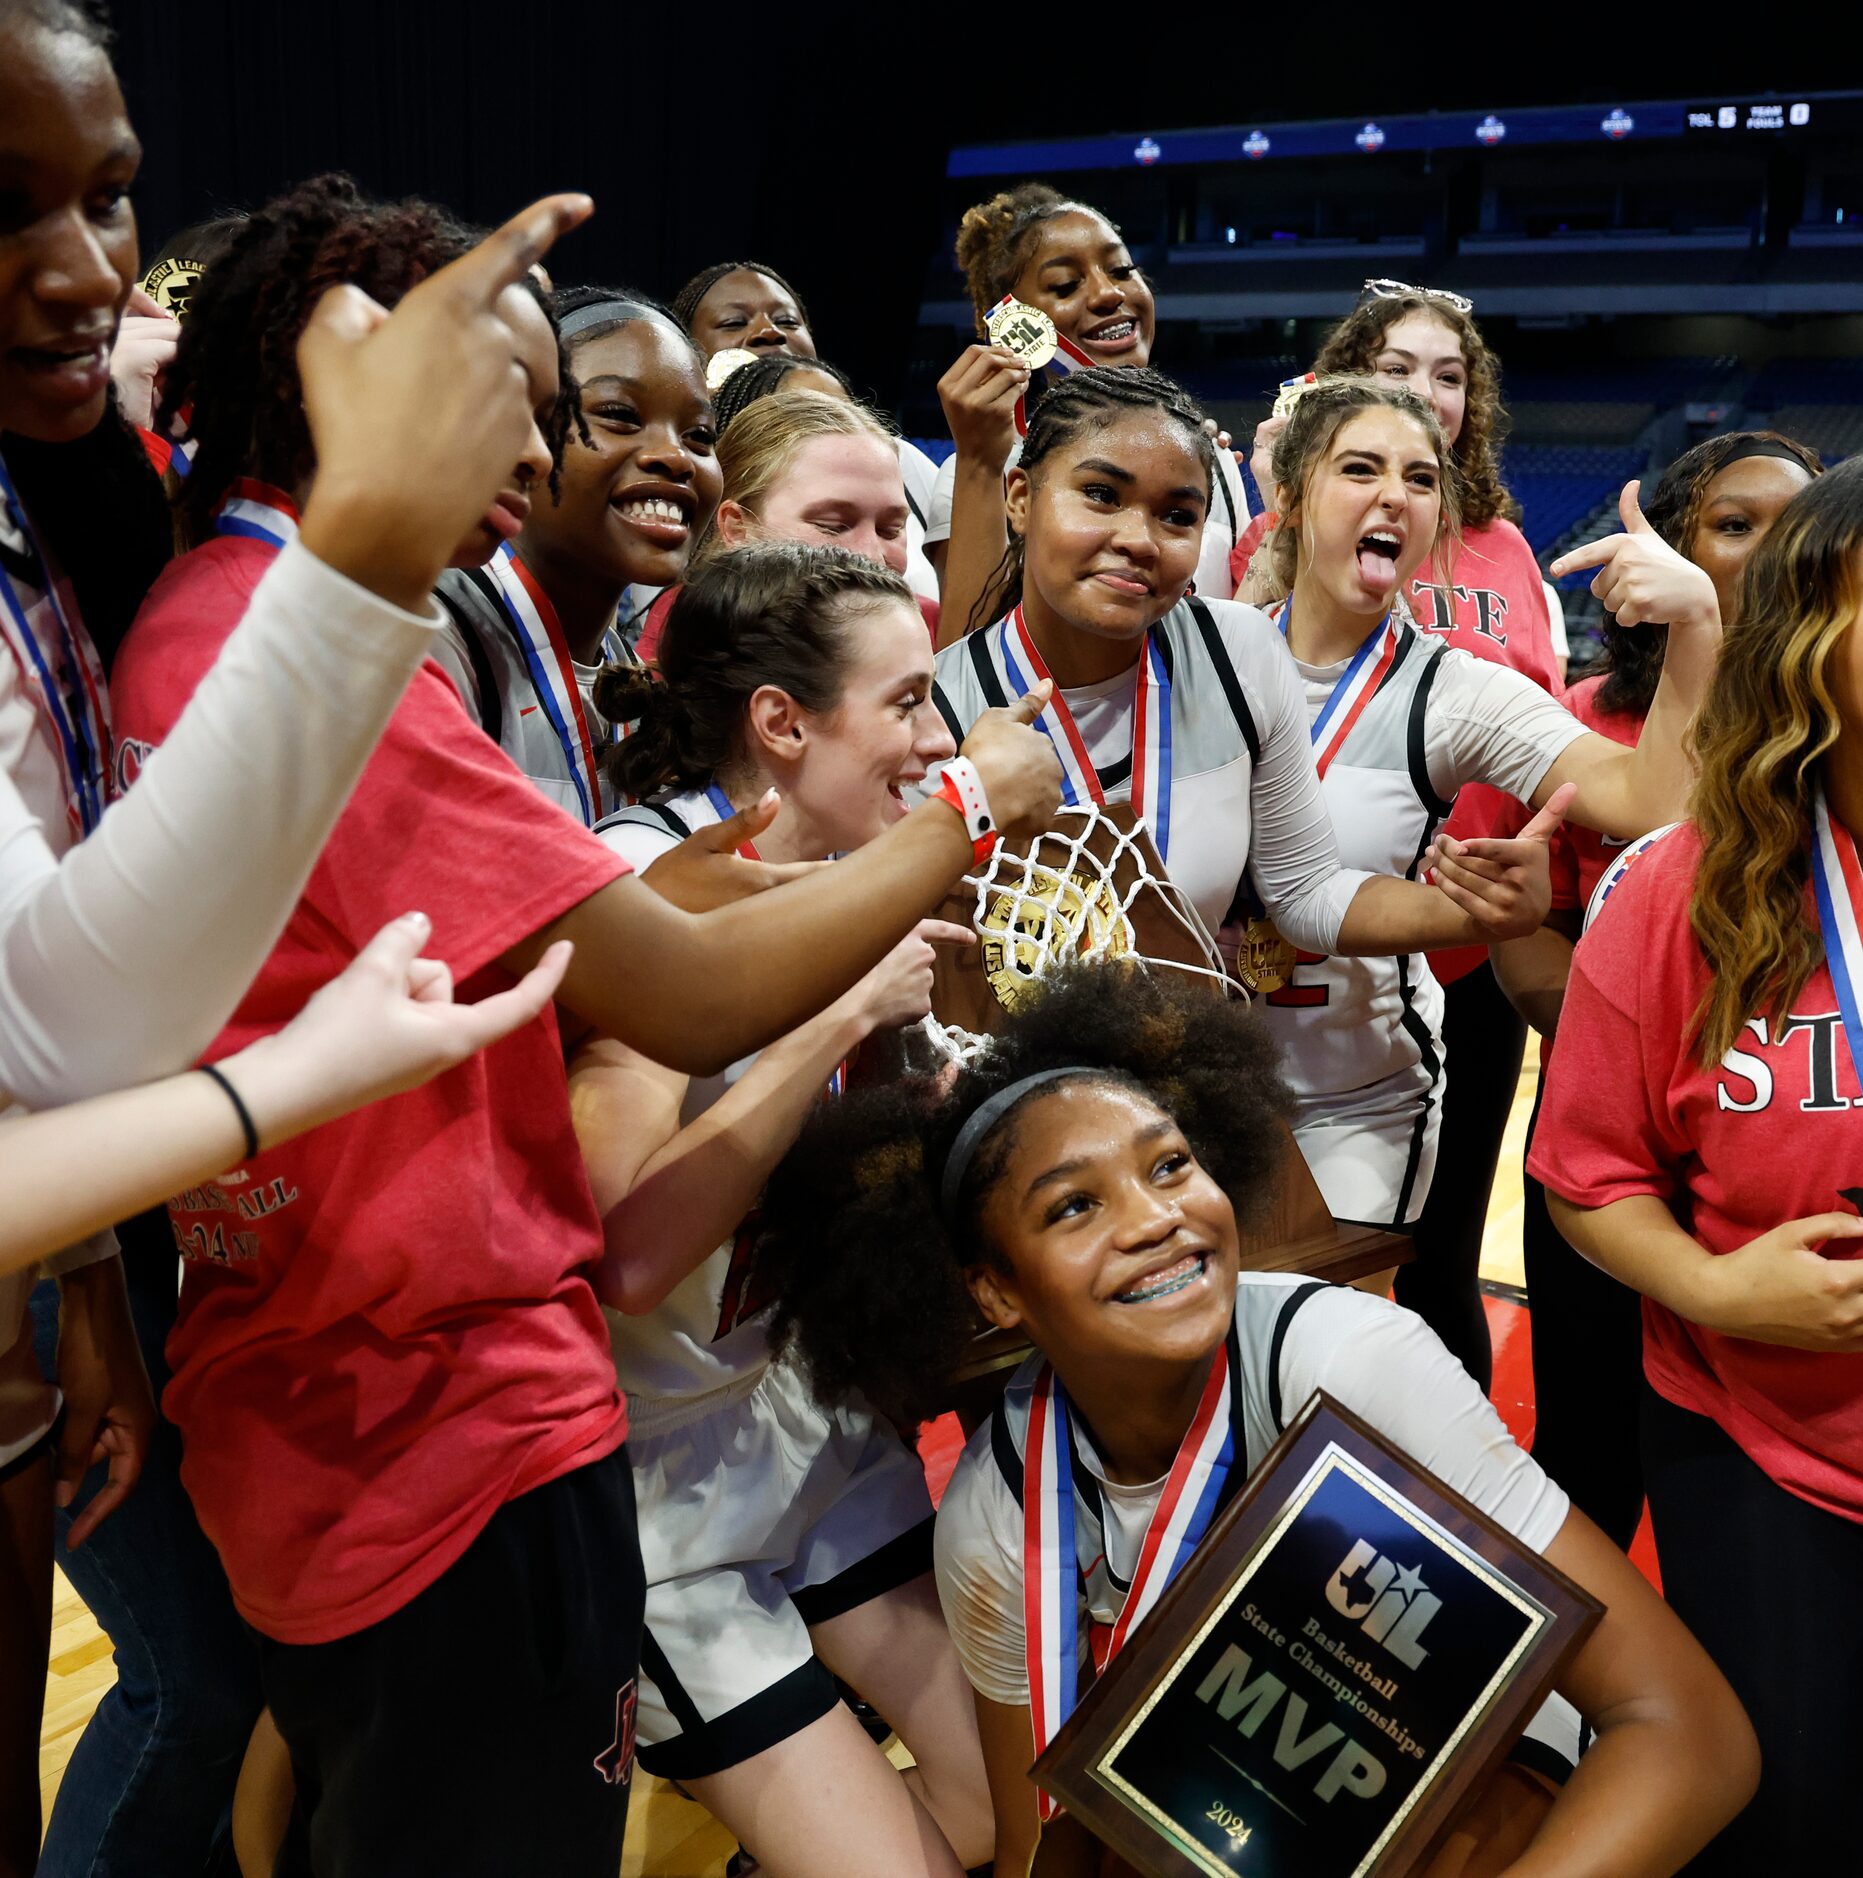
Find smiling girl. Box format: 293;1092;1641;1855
760;963;1757;1878
928;183;1251;643
932;368;1568;998
576;544;990;1878
434;286;722;820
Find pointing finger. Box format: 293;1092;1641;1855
1619;479;1650;535
442;192;594;309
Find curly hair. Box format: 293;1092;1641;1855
1313;293;1515;529
711;352;854;433
954;181;1103;337
972;365;1216;633
1595;432;1823;719
595;540;915;801
1689;460;1863;1064
670;260;812;340
1266;377;1462;594
161;174;578;544
760;964;1294;1427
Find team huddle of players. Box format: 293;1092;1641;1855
2;5;1858;1875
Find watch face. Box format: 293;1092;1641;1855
987;297;1058;371
705;347;762;391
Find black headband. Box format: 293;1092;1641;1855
1708;437;1813;474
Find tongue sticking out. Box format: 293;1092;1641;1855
1356;541;1401;597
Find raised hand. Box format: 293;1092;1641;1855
295;191;594;610
958;679;1064;839
1424;784;1576;940
1548;482;1719;633
638;790;829;912
108;285;179;429
849;919;976;1035
937;342;1030;471
1250;410;1289;507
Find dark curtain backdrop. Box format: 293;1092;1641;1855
105;4;1815;414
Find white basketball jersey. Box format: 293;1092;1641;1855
595;788;791;1415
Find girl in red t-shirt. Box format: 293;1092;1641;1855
1532;460;1863;1869
1508;433;1820;1550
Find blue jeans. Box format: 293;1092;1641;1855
30;1223;261;1878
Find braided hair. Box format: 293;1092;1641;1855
595;540;915;801
671;260;812;340
972;365;1217;633
1594;431;1823;718
711;353;854;433
759;962;1293;1426
954;181;1101;337
161;174;578;544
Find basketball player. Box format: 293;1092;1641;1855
759;963;1757;1877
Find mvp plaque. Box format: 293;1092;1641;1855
1031;1392;1601;1876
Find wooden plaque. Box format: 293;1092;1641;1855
1031;1393;1603;1877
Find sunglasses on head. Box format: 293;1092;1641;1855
1361;278;1474;315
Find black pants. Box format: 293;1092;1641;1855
1641;1387;1863;1871
259;1448;644;1878
1395;961;1526;1391
1520;1085;1646;1549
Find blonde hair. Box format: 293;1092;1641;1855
1267;378;1463;593
693;390;898;566
1690;460;1863;1063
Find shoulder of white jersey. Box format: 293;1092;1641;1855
1583;821;1685;934
594;786;719;864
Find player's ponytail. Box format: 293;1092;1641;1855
599;541;916;802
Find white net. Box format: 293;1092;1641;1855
916;806;1235;1069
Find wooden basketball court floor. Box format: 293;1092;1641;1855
41;1047;1562;1876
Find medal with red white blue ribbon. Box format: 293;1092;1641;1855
486;544;611;827
1023;1333;1236;1819
997;606;1173;860
985;294;1098;439
1810;787;1863;1084
1276;598;1397;780
0;450;113;839
213;478;300;550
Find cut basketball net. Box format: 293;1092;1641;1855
915;805;1234;1069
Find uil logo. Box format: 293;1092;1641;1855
1325;1540;1442;1670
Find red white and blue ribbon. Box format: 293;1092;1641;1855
213;478;299;550
997;607;1173;860
487;544;609;827
1811;787;1863;1082
1023;1344;1234;1819
1277;599;1396;780
0;451;113;839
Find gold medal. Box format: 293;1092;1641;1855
1272;372;1318;421
1234;915;1297;997
705;346;761;392
985;297;1057;371
140;256;206;320
978;859;1131;1012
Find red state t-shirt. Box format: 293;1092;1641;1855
1410;518;1562;985
1529;823;1863;1524
1546;675;1647;919
112;536;632;1644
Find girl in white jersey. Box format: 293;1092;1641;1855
929;367;1568;1003
575;543;991;1878
759;963;1756;1877
1253;378;1720;1229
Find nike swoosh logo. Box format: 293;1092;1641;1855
519;704;539;716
